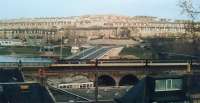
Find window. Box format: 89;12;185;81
82;84;86;88
155;79;183;91
87;84;89;88
67;85;70;88
0;85;3;92
90;84;93;87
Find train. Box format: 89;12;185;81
58;82;94;89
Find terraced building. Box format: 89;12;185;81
0;15;199;41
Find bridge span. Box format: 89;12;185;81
0;59;199;73
66;46;112;60
49;59;200;73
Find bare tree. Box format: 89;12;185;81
179;0;200;19
178;0;199;37
178;0;200;56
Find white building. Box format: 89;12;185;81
0;39;23;46
71;46;80;54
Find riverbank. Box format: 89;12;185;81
0;46;72;57
119;37;200;60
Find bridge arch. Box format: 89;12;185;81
71;73;90;79
71;74;90;82
119;74;139;86
97;75;116;87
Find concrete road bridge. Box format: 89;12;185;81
66;46;112;60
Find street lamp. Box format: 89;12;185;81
16;57;22;71
59;28;64;59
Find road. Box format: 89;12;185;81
80;47;111;59
67;46;112;60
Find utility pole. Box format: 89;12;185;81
94;59;99;102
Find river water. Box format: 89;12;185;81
0;55;52;63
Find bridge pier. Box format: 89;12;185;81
114;77;120;87
187;60;193;73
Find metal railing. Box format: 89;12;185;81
54;59;200;65
0;59;200;68
0;62;51;68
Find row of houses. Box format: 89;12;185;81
0;15;199;40
0;39;23;46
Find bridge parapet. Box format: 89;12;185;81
0;59;200;73
50;59;200;73
54;59;200;65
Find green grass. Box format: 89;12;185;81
0;46;87;58
0;46;72;57
53;47;72;57
0;46;41;56
120;47;155;59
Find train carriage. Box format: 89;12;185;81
58;82;94;89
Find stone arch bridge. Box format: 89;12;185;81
36;59;200;87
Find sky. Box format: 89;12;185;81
0;0;198;20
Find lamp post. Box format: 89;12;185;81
18;59;22;71
59;28;64;59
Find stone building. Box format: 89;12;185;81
0;15;199;41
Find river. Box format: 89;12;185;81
0;55;52;63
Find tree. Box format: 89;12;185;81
178;0;200;56
179;0;200;19
178;0;200;38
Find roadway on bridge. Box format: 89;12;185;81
66;46;112;60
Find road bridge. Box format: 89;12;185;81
66;46;112;60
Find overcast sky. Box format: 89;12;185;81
0;0;198;20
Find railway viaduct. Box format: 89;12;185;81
1;59;199;87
